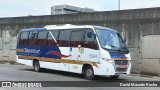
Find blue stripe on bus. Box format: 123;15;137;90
17;46;61;59
109;52;126;58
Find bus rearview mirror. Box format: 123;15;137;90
87;32;96;39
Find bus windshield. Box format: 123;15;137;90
96;28;129;53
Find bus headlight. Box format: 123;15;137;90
102;58;113;64
107;59;113;64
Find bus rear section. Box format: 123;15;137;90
16;25;131;80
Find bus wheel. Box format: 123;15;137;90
33;60;41;72
84;66;94;80
110;75;119;79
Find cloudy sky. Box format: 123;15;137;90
0;0;160;17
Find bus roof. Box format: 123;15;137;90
20;24;117;32
44;24;91;30
20;28;47;32
45;24;117;32
93;26;117;32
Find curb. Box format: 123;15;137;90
0;61;22;65
129;73;160;79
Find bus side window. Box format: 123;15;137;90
47;30;59;46
83;29;98;50
37;31;48;46
29;31;38;46
58;30;70;47
19;32;29;46
70;30;83;47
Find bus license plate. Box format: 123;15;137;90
119;65;126;69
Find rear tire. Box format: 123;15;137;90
84;66;94;80
33;60;41;72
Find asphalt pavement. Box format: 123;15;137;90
0;64;159;90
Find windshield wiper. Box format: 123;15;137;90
108;45;121;51
109;44;129;52
102;44;129;53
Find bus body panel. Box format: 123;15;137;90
58;47;70;72
17;58;33;66
69;47;81;60
16;25;131;77
68;64;83;74
40;61;60;70
80;48;100;63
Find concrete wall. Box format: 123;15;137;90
1;7;160;76
141;35;160;76
0;29;17;62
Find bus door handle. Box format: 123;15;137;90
80;48;84;53
77;55;80;60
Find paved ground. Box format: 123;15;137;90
0;64;160;90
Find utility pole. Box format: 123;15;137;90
118;0;120;10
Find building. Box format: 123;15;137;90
51;5;95;15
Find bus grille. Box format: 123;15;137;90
114;60;129;72
115;60;128;65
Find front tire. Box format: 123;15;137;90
33;60;41;72
84;66;94;80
